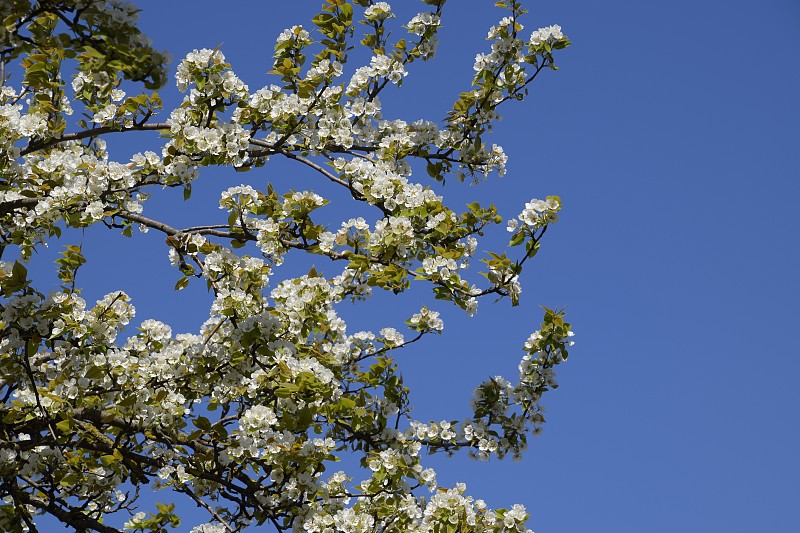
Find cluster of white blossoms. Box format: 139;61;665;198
283;190;326;217
406;11;441;37
364;2;394;21
473;17;527;87
407;307;444;333
318;216;370;255
275;25;313;48
507;196;562;233
379;327;405;347
523;328;574;352
276;345;339;388
190;524;228;533
408;416;511;462
421;255;460;278
403;10;441;59
452;13;569;184
529;24;564;46
517;351;558;397
175;48;227;93
303;507;376;533
168;54;253;166
238;84;308;124
370;215;416;258
238;404;278;436
408;419;458;442
487;143;509;176
516;327;574;402
346;54;408;95
333;157;442;212
231;405;296;461
0;87;48;140
185;68;248;105
72;70;112;95
305;94;354;148
496;62;528;90
302;462;537;533
6;290;201;432
90;87;127;124
418;483;533;533
0;140;165;252
346;95;382;118
305;58;344;82
229;194;290;250
219;183;268;210
270;275;343;333
173;119;251;166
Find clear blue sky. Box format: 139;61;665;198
28;0;800;531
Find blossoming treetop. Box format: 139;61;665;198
0;0;573;531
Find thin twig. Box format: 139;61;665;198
178;486;236;533
279;150;350;188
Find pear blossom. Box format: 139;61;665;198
0;1;572;531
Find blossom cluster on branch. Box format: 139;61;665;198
0;0;572;531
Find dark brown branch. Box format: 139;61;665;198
20;122;170;156
15;482;122;533
0;197;39;216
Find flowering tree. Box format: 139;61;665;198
0;0;574;531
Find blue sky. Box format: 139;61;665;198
25;0;800;531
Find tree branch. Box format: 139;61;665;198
20;122;170;156
15;481;123;533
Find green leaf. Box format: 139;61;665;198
174;276;189;291
509;231;525;246
25;62;49;74
85;366;104;380
193;416;211;430
99;454;119;466
11;261;27;282
82;45;105;59
156;502;174;514
275;384;300;398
